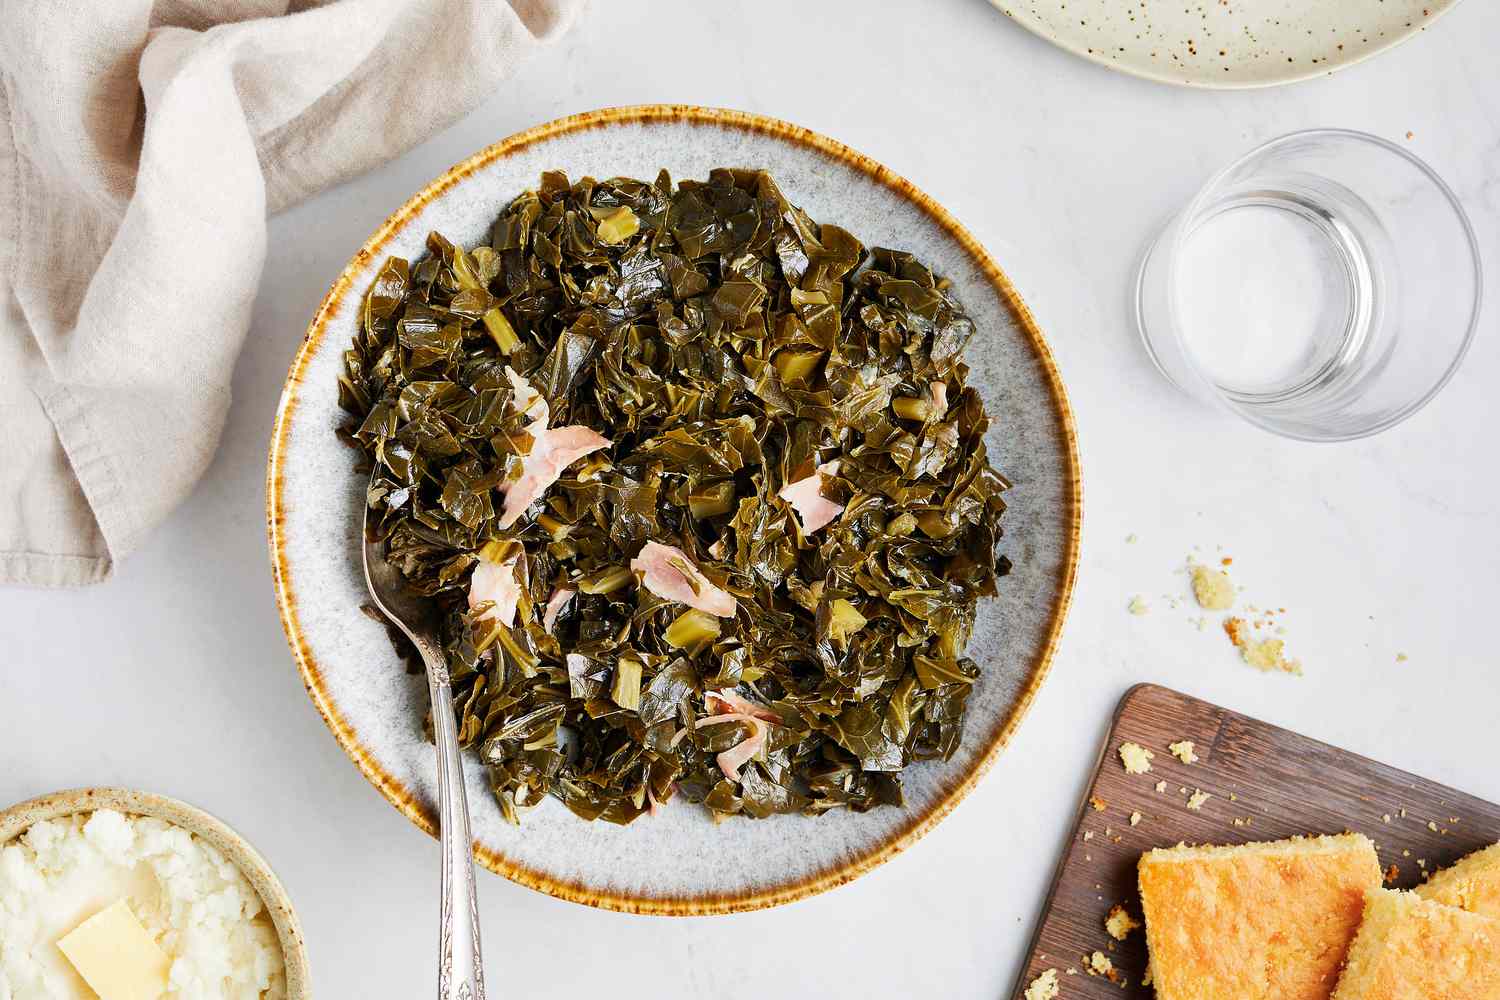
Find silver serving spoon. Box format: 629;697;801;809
363;493;485;1000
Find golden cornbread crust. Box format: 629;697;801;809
1414;842;1500;919
1138;834;1382;1000
1330;889;1500;1000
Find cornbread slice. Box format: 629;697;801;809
1330;889;1500;999
1138;833;1382;1000
1414;841;1500;918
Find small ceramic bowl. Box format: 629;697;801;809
0;787;310;998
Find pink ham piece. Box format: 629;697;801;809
468;548;525;627
706;690;781;723
504;365;548;429
777;460;844;535
928;381;949;419
541;587;575;634
695;690;781;782
630;541;737;618
496;368;611;529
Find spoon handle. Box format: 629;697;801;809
425;649;485;1000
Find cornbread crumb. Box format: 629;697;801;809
1382;814;1391;823
1395;652;1408;663
1244;636;1300;673
1141;962;1153;987
1385;864;1399;882
1427;821;1439;832
1024;969;1059;1000
1222;616;1302;673
1084;951;1120;983
1129;811;1142;827
1089;796;1108;812
1105;904;1141;940
1154;780;1167;793
1168;740;1198;764
1128;595;1150;616
1119;742;1154;774
1191;565;1235;610
1083;831;1094;841
1186;789;1211;811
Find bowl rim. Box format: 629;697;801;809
265;103;1082;915
0;786;310;997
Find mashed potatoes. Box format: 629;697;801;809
0;809;285;1000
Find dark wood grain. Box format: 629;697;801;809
1014;684;1500;997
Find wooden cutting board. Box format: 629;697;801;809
1014;683;1500;997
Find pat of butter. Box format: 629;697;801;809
57;898;170;1000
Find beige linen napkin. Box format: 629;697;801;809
0;0;582;587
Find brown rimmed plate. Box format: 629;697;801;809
266;105;1080;915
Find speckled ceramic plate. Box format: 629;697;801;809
267;106;1080;915
0;787;309;997
991;0;1463;88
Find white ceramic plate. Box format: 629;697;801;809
268;106;1080;914
991;0;1463;88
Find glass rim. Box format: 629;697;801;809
1159;128;1484;443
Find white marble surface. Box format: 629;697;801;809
3;1;1497;996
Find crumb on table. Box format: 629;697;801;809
1186;789;1212;811
1191;564;1235;610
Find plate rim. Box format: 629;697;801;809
988;0;1464;90
265;104;1082;915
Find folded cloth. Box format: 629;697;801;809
0;0;582;587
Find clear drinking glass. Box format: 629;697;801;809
1133;129;1482;441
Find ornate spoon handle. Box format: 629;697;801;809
425;649;484;1000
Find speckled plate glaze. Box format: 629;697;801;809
267;106;1080;915
991;0;1463;88
0;787;310;997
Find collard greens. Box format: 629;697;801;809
339;168;1012;824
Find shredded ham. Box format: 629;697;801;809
928;381;949;419
541;587;575;634
630;540;737;617
777;460;844;535
504;365;548;429
496;368;612;529
468;548;525;627
695;690;781;781
706;690;781;723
